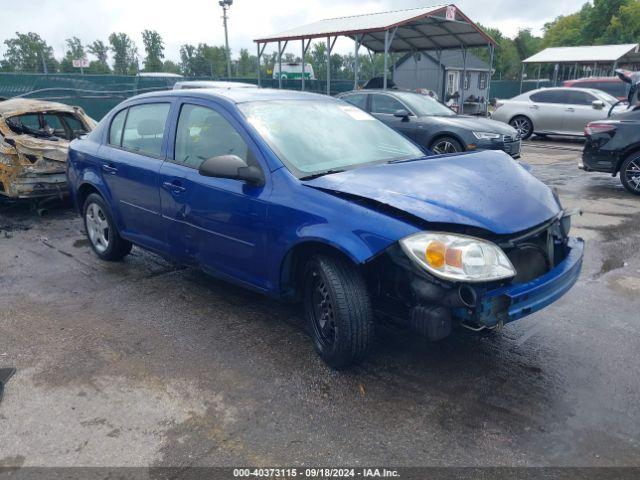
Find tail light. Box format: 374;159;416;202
584;122;617;136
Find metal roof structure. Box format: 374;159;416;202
252;4;495;114
523;44;639;64
254;5;495;52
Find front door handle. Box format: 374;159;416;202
162;181;186;193
102;164;118;175
565;107;575;112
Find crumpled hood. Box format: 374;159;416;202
421;115;518;136
302;150;561;235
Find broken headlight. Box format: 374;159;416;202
400;232;516;283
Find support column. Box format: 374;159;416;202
278;41;283;89
301;39;306;91
460;45;467;114
354;34;361;90
257;43;261;88
436;49;443;99
383;30;389;90
536;64;541;89
486;44;494;117
519;63;525;94
326;36;331;95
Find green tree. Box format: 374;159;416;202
60;36;85;73
543;13;584;47
237;48;257;77
142;30;165;72
514;29;543;61
109;32;138;75
607;1;640;43
1;32;58;73
162;60;182;75
581;0;630;44
87;40;111;73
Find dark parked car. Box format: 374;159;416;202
581;107;640;195
338;90;521;157
67;88;583;368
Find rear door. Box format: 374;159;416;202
159;100;271;289
561;90;607;135
99;101;172;252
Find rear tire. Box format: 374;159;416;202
83;193;132;261
620;154;640;196
510;115;533;140
430;136;463;154
303;254;374;369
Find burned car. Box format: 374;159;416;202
67;89;584;369
0;98;96;200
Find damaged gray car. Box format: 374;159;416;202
0;98;96;200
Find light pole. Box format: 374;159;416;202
219;0;233;78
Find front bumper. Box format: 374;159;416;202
457;237;584;327
476;139;522;158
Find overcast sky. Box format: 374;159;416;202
1;0;588;63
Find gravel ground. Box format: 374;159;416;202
0;140;639;469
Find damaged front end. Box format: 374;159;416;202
364;212;584;341
0;99;94;200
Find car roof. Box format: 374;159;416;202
527;87;607;95
173;80;256;89
565;77;622;83
0;98;79;116
131;87;334;105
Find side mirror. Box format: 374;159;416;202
199;154;265;186
394;109;411;121
592;100;605;110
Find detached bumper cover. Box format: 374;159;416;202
460;238;584;327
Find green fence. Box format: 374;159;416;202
0;73;357;120
490;79;552;100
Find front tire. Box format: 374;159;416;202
83;193;132;261
510;115;533;140
303;255;374;369
620;154;640;195
430;136;463;154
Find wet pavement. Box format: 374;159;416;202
0;140;639;468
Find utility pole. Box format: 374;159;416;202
219;0;233;78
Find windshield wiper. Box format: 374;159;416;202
299;169;346;180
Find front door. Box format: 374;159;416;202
99;102;172;252
159;101;271;290
369;93;415;139
561;90;607;135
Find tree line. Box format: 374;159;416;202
1;0;638;80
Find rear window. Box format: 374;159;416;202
120;103;170;157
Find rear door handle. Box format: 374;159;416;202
162;181;186;193
565;107;575;112
102;164;118;175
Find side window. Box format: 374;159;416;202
530;90;564;103
567;91;595;105
109;108;127;146
42;114;66;137
121;103;171;157
370;94;405;115
13;114;41;129
174;104;249;169
342;94;367;110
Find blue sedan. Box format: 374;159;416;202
67;88;584;369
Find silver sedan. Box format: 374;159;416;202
491;87;625;139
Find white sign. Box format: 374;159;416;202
72;57;90;68
445;6;456;21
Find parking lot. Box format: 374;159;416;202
0;140;639;468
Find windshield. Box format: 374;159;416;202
239;100;424;177
594;90;622;105
394;92;456;117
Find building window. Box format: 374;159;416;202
478;72;487;90
464;72;471;90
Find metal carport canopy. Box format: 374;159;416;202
523;44;640;64
253;4;496;103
